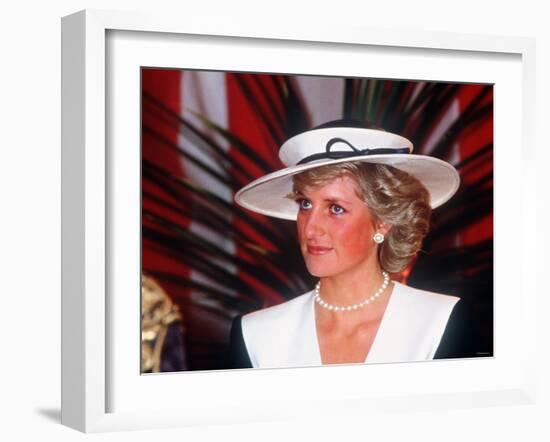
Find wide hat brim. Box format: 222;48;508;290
235;127;460;220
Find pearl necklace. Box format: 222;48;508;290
314;272;390;312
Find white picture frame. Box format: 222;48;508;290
61;8;537;433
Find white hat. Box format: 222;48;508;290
235;123;460;220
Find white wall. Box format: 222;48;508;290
1;1;548;440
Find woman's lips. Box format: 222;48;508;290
307;245;332;255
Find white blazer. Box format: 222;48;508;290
241;281;460;368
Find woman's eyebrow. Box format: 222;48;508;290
292;190;352;204
322;196;352;205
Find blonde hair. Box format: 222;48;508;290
290;162;431;273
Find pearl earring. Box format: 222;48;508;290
373;232;384;244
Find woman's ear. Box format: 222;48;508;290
377;222;392;235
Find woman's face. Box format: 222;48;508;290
295;175;380;280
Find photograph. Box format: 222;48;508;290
140;68;494;373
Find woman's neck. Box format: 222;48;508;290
318;265;387;307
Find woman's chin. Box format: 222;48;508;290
304;263;334;279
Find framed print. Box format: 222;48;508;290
61;9;537;433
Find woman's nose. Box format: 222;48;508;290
304;209;325;238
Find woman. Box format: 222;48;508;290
231;120;461;369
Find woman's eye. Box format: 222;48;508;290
297;198;312;210
330;204;345;215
